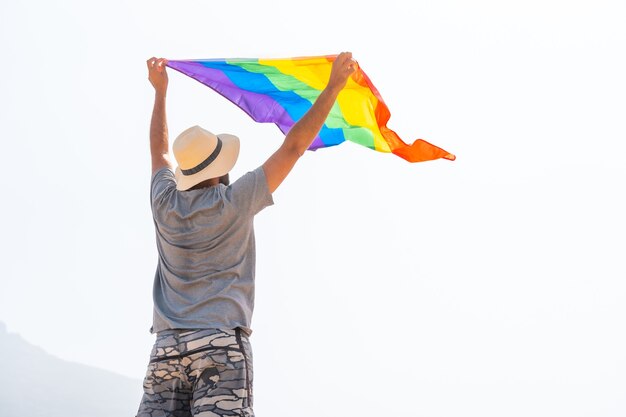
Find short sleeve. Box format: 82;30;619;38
150;167;176;213
228;166;274;216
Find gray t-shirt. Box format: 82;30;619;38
149;166;274;335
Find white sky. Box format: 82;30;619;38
1;1;625;416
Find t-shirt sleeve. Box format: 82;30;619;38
228;166;274;216
150;167;176;213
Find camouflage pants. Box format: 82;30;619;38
136;328;254;417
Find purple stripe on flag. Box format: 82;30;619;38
168;60;324;150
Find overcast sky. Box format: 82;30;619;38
1;1;625;416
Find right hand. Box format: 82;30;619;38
327;52;357;93
147;57;169;95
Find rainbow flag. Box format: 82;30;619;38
167;56;455;163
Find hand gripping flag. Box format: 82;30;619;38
167;55;455;163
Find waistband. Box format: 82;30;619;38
150;328;248;363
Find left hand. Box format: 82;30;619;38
327;52;357;93
147;57;168;95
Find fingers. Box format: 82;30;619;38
347;57;357;73
335;52;357;72
146;57;168;72
337;51;353;64
327;52;357;91
157;58;168;72
334;52;350;68
335;52;357;79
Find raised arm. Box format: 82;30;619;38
147;57;173;175
262;52;357;193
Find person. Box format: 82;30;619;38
137;52;357;417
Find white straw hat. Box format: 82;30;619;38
173;125;240;191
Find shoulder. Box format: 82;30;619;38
151;167;176;210
151;166;175;184
231;166;267;188
226;167;274;215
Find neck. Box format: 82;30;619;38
189;177;220;190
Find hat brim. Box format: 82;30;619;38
175;133;240;191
